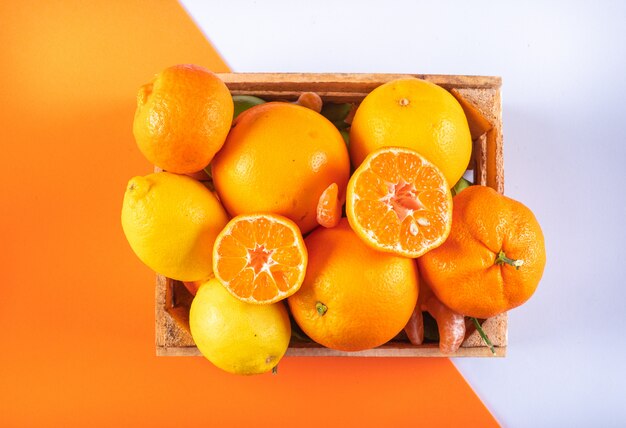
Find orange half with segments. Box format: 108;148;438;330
213;213;308;304
346;147;453;258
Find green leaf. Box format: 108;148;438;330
232;95;265;120
321;102;352;123
451;177;472;196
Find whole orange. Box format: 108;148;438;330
288;219;419;352
211;102;350;234
133;64;233;174
349;78;472;187
418;185;546;319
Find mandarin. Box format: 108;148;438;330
211;102;350;234
349;78;472;187
288;219;418;352
133;64;233;174
418;185;546;319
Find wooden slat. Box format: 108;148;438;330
156;343;506;358
474;133;488;185
228;90;372;103
155;276;195;349
450;88;493;140
486;127;505;193
486;87;504;193
218;72;501;91
286;343;506;358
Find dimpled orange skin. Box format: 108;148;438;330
211;102;350;234
288;219;419;352
418;186;546;319
349;78;472;188
133;64;233;174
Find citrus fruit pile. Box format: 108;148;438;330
121;64;546;374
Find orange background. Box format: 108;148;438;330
0;2;498;426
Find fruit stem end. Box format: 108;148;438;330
495;250;524;270
315;301;328;316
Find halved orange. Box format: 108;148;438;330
346;147;453;258
213;213;308;304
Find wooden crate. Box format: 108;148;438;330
156;72;506;357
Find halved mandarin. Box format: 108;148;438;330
346;147;453;258
213;213;308;304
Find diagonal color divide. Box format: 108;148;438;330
0;1;499;426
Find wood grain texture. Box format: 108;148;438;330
157;340;506;358
155;72;505;357
474;133;488;185
217;72;501;90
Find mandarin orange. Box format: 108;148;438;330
288;219;418;352
349;78;472;187
133;64;233;174
211;102;350;234
418;185;546;319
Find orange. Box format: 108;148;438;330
418;185;546;319
133;64;233;174
346;147;453;258
213;213;308;304
349;78;472;187
288;219;418;352
211;102;350;234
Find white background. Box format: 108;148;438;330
181;1;626;426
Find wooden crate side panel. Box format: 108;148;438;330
157;342;506;358
217;72;501;91
155;277;508;357
453;87;504;193
156;276;195;349
219;73;501;104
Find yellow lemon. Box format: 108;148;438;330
189;278;291;375
121;172;228;281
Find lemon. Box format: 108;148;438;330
121;172;228;281
189;278;291;375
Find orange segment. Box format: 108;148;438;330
182;281;202;296
213;213;308;304
229;269;255;299
346;147;453;258
316;182;342;228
